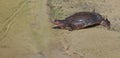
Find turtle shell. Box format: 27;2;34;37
64;12;104;29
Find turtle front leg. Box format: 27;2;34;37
52;26;61;29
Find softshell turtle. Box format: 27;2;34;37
51;12;110;31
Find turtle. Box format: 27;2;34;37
51;11;110;31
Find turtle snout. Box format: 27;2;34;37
51;20;56;24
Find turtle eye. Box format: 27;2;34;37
54;20;57;22
54;20;60;22
54;20;61;23
53;20;60;24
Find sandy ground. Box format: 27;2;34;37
0;0;120;58
0;0;42;58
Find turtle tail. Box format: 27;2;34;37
101;18;111;29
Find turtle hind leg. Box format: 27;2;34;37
65;27;73;31
100;19;111;29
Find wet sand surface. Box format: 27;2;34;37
0;0;120;58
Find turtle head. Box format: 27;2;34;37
51;20;65;29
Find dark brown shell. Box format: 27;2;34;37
64;12;105;29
